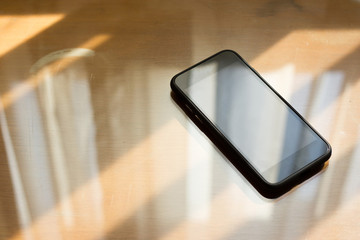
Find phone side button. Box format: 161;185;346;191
185;104;193;113
194;114;203;124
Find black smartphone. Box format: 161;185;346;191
170;50;331;198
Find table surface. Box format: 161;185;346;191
0;0;359;239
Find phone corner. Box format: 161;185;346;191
170;74;179;91
219;49;237;54
326;143;332;157
254;183;287;199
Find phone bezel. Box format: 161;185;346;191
170;49;332;198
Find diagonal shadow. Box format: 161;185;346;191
0;0;359;239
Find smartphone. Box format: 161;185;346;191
170;50;331;198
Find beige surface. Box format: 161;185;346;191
0;0;359;239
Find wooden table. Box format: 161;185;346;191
0;0;359;239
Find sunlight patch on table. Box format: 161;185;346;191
0;15;65;58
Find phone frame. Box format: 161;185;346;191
170;49;332;198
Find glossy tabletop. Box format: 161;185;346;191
0;0;360;239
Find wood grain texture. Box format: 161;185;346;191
0;0;359;239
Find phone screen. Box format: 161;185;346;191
174;51;329;183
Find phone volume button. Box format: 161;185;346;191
185;104;193;113
194;114;203;124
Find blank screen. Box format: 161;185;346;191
176;51;327;183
